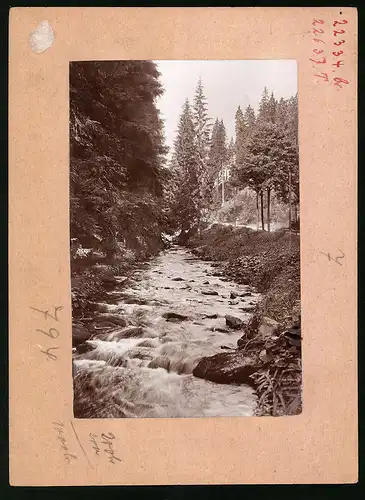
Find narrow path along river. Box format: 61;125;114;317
73;245;261;418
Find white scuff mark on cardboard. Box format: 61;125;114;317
29;21;55;53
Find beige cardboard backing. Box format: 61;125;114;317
9;7;358;485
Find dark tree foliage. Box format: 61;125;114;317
70;60;168;259
232;87;299;230
170;99;201;231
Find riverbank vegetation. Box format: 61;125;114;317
189;224;301;416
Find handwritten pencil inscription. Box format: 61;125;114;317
53;421;77;465
320;249;345;266
30;305;63;361
89;432;122;464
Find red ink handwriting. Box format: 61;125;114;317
310;17;350;89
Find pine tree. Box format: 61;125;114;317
235;106;246;167
192;78;212;215
287;94;299;146
207;119;228;206
267;92;277;123
171;99;201;232
226;137;236;200
277;93;299;228
227;137;235;164
244;104;256;131
276;97;288;128
258;86;270;122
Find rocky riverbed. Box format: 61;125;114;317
73;246;264;418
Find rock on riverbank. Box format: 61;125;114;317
193;351;262;386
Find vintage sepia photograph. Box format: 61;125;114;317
71;60;301;419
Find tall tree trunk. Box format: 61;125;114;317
221;175;225;206
267;187;271;232
288;170;292;230
260;191;265;231
288;169;292;251
294;203;298;224
256;191;260;230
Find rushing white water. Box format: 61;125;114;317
73;246;261;418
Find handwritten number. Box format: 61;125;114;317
333;19;348;27
333;77;350;88
320;249;345;265
314;72;329;82
310;20;349;90
310;56;327;64
37;328;59;339
30;305;63;322
40;346;59;361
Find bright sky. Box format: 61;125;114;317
154;60;297;154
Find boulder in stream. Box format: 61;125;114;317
111;326;145;340
162;312;190;322
99;273;119;288
148;355;171;371
73;324;94;347
76;342;96;355
193;351;260;386
221;344;235;350
93;314;127;327
225;315;244;329
172;277;184;281
204;313;218;319
215;327;230;333
202;290;219;296
88;302;110;313
239;305;255;312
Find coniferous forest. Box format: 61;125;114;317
71;61;301;419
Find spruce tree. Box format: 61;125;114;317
171;99;201;232
267;92;277;123
258;86;270;122
244;104;256;131
235;105;246;167
192;78;212;215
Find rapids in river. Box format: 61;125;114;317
73;246;261;418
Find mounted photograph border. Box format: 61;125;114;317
9;6;357;485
